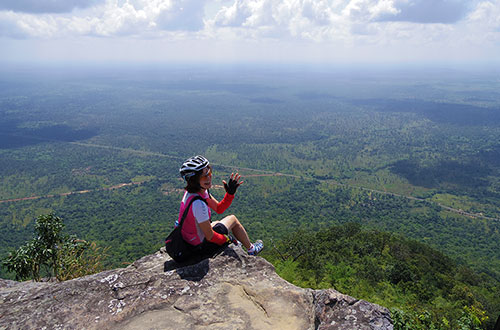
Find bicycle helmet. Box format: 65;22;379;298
180;155;210;180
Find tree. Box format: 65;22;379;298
2;214;107;281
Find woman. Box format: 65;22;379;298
178;155;263;256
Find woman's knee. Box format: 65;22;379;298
222;215;240;228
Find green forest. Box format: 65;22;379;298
0;65;499;328
264;223;499;329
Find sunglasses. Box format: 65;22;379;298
200;166;212;178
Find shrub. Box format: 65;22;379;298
2;214;107;281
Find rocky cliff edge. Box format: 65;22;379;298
0;245;393;330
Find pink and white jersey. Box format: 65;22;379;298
178;190;211;246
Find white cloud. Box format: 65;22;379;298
0;12;27;38
0;0;208;38
209;0;340;41
0;11;60;38
468;1;500;30
0;0;102;14
85;0;208;36
342;0;396;22
212;0;275;28
0;0;499;63
157;0;206;31
0;0;490;39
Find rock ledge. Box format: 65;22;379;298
0;245;393;329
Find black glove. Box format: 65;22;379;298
224;177;240;195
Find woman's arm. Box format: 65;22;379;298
206;193;234;214
199;220;228;245
205;195;220;212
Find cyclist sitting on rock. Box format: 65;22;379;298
178;155;264;256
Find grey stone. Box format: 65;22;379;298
0;245;393;330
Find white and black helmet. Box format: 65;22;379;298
180;155;209;180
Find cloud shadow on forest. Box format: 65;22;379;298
0;121;98;149
295;92;339;101
350;99;500;126
390;159;491;189
166;81;272;95
248;97;284;104
478;145;500;168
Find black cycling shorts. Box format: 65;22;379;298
198;223;229;256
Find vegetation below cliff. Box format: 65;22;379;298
263;223;499;330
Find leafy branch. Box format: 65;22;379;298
2;214;107;281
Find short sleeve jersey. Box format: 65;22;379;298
180;190;211;244
188;191;210;223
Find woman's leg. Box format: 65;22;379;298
214;215;252;249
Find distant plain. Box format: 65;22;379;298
1;64;499;283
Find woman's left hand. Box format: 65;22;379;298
223;173;243;195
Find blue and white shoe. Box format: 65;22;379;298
248;240;264;255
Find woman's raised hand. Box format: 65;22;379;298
223;172;243;195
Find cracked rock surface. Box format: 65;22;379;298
0;245;393;329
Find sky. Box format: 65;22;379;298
0;0;499;65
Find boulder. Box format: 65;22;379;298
0;245;392;329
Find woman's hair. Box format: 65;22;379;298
184;165;211;193
185;172;202;193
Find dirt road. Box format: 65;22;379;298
0;181;144;204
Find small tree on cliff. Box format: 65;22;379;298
2;214;107;281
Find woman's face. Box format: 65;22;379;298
199;166;212;190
